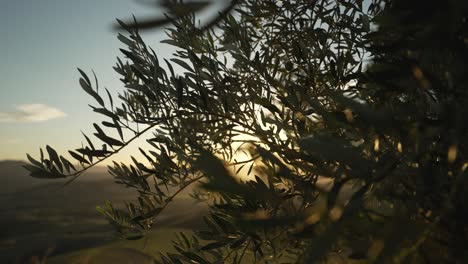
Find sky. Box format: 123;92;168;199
0;0;223;162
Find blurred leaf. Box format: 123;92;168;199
114;1;211;31
300;135;370;176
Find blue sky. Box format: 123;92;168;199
0;0;183;161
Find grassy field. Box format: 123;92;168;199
0;160;206;263
46;228;192;264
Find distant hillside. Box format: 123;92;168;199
0;159;139;219
0;160;112;194
0;160;206;263
0;160;53;194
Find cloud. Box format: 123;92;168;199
0;104;67;123
3;139;20;144
0;138;20;145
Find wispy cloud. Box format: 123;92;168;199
3;138;20;144
0;104;67;123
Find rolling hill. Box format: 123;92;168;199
0;160;206;263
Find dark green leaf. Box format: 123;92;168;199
68;150;90;164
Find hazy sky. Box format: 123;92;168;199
0;0;217;161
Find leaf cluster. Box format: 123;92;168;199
25;0;468;263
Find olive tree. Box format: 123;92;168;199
26;0;467;263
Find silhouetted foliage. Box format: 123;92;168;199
26;0;467;262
